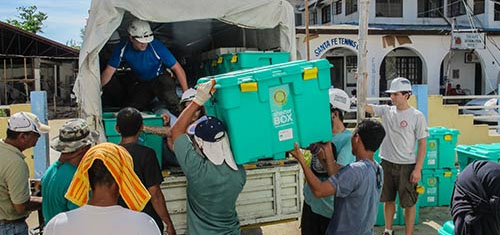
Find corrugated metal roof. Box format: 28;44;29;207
0;21;79;58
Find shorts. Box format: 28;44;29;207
380;159;418;208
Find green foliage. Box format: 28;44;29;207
66;39;81;50
6;6;48;34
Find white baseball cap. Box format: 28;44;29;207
8;112;50;134
128;19;154;44
180;88;196;104
328;88;351;112
386;77;412;93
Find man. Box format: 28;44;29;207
290;119;386;235
101;19;188;114
44;143;161;235
115;107;176;235
0;112;49;234
451;160;500;235
365;77;428;235
301;88;356;235
41;119;98;223
167;80;246;235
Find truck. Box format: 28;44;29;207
75;0;302;233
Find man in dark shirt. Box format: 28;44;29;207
115;107;176;235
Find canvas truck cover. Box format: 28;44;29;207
74;0;297;138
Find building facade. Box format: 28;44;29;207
293;0;500;97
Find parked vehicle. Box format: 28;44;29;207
462;90;498;124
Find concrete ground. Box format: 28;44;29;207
242;206;451;235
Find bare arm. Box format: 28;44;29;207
290;143;336;198
148;185;176;235
101;65;117;86
365;104;375;114
316;143;342;176
410;137;427;183
13;196;42;214
171;62;188;92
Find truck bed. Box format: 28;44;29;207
161;160;303;234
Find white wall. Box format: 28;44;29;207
442;51;476;93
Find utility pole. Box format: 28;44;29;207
357;0;370;123
305;0;310;60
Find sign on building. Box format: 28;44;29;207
451;32;485;50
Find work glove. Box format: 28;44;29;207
193;80;215;106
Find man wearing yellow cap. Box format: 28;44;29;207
43;143;161;235
0;112;49;235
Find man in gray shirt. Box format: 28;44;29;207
365;77;428;235
290;119;386;235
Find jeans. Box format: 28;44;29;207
0;222;28;235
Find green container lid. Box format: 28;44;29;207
428;126;460;137
456;143;500;159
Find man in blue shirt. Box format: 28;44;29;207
101;19;188;114
291;119;386;235
301;88;356;235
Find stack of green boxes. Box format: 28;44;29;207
204;51;290;76
197;59;333;164
419;127;459;207
102;112;164;166
456;143;500;170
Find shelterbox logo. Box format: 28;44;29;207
273;89;287;106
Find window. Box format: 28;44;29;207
346;0;357;15
495;3;500;21
376;0;403;17
322;5;331;24
309;10;318;25
447;0;465;17
474;0;484;15
335;1;342;15
418;0;443;18
295;13;303;26
381;56;422;91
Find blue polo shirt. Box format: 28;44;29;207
108;39;177;80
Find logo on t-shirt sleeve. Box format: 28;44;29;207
400;120;408;127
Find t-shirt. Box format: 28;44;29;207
118;143;164;231
0;140;30;220
173;134;246;235
43;205;160;235
108;39;177;80
373;105;428;164
303;130;355;218
327;159;383;235
41;161;79;223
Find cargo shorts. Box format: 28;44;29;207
380;159;419;208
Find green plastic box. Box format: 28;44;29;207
198;59;332;164
424;127;460;169
215;54;234;74
456;143;500;170
438;220;454;235
102;112;164;166
419;169;438;207
230;51;290;71
437;168;458;206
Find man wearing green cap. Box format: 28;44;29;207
41;119;98;223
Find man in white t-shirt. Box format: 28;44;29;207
43;144;160;235
365;77;428;235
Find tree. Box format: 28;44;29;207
6;6;48;34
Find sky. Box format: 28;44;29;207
1;0;90;45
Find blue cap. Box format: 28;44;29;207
194;116;225;142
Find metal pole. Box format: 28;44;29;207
356;0;370;123
305;0;310;60
3;60;6;104
53;65;57;115
23;57;29;102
